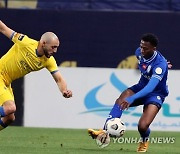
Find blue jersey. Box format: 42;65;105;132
135;47;169;97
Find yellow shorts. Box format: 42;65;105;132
0;77;14;106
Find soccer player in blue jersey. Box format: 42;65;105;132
88;33;169;152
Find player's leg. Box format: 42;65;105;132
88;89;134;138
137;103;159;152
1;100;16;115
0;113;15;130
105;89;134;124
0;100;16;131
0;101;16;131
0;83;16;131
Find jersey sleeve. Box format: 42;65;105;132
151;60;167;81
46;57;59;74
11;32;35;46
126;77;160;104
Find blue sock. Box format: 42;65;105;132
0;119;8;128
103;103;123;129
0;107;6;117
140;128;151;142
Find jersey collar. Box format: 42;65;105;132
143;51;157;63
36;49;43;57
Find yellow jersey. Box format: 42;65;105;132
0;32;58;86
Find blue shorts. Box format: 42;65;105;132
128;85;166;109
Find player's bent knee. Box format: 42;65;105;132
7;103;16;114
11;103;16;113
116;89;135;105
3;101;16;115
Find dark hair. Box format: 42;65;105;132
141;33;159;47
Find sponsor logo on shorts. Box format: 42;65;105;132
157;96;161;100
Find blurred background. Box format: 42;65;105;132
0;0;180;131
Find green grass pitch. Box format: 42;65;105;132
0;126;179;154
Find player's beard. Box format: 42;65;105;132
43;49;51;58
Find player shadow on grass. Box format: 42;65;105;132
78;147;136;153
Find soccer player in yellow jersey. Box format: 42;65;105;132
0;20;72;130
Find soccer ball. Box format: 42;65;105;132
105;118;126;137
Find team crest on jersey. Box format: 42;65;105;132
157;96;161;100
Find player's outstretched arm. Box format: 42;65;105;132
52;71;72;98
120;77;160;110
0;20;14;39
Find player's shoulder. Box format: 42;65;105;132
153;51;168;67
13;32;37;45
135;47;141;56
45;56;58;71
156;51;167;63
45;56;56;63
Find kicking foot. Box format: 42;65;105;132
137;141;149;152
88;128;106;139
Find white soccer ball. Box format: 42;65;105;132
105;118;126;137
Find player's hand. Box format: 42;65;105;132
167;61;172;69
62;90;72;98
119;101;130;110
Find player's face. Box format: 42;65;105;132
43;39;60;58
140;40;156;59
